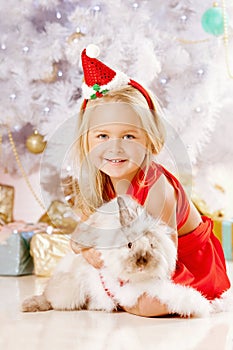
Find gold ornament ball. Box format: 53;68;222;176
26;130;47;154
67;30;85;44
40;62;59;83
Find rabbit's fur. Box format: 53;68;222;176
22;195;212;317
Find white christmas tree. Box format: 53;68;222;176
0;0;232;217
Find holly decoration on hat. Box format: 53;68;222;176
90;84;109;99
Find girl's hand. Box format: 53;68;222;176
81;248;103;269
70;240;82;254
122;293;169;317
70;240;103;269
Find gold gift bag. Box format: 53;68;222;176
0;184;14;224
192;193;232;260
38;200;78;234
30;233;71;276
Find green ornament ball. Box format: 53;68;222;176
201;7;225;36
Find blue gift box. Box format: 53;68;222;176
213;219;233;261
0;230;34;276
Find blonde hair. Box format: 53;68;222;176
72;85;166;217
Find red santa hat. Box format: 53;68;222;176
81;44;154;110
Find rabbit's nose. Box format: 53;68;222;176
136;253;150;267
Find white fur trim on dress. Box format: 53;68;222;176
82;70;130;99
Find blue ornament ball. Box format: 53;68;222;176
201;7;225;36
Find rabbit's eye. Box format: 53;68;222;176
150;243;154;248
128;242;132;249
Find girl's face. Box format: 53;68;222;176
87;102;148;183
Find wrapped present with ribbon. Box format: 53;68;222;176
0;221;48;276
191;192;225;219
213;219;233;261
38;200;78;234
30;231;71;277
192;192;232;261
0;183;14;224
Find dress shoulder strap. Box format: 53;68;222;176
126;162;162;205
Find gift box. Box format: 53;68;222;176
0;183;14;224
38;200;78;234
192;192;224;219
30;232;71;277
192;193;233;260
213;219;233;261
0;222;47;276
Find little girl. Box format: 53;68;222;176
70;44;230;317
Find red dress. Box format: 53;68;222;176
110;162;231;300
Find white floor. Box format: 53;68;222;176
1;264;233;350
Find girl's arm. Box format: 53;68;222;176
123;293;170;317
70;239;82;254
70;211;104;269
145;174;178;245
70;240;103;269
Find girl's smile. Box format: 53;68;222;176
105;159;127;164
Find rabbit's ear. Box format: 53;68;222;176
117;196;134;226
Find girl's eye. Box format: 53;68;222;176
97;134;108;139
123;134;135;140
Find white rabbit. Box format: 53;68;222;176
22;195;212;317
